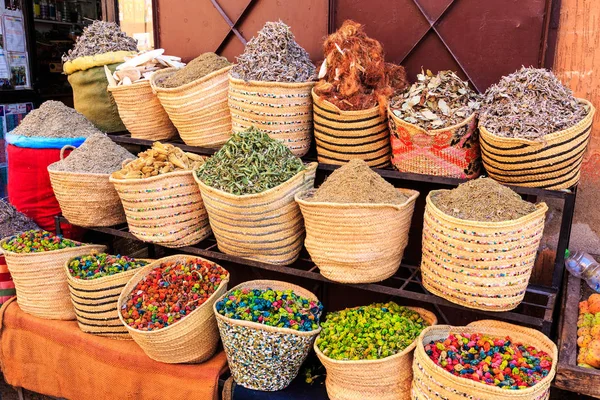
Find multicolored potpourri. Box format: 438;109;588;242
68;253;149;280
1;230;82;253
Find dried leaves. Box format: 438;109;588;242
390;70;480;130
62;21;138;63
230;21;315;83
479;67;589;140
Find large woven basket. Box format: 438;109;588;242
48;145;126;227
195;163;317;266
313;90;390;168
479;99;595;190
314;307;437;400
295;188;419;283
117;255;229;363
388;109;481;178
228;76;315;157
65;254;151;339
412;321;558;400
421;191;548;311
214;280;321;391
108;80;177;140
0;239;105;320
150;66;232;147
110;167;211;248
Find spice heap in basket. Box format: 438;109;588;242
2;230;81;253
577;293;600;368
68;252;148;280
105;49;184;87
154;52;230;88
0;200;38;238
61;20;137;63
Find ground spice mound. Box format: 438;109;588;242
10;101;102;138
62;20;137;63
0;200;38;239
48;133;134;174
431;178;537;222
156;52;231;88
310;159;408;204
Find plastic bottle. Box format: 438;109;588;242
33;0;41;19
565;249;600;292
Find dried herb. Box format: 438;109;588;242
62;21;137;63
230;21;315;83
0;200;39;239
196;127;305;195
480;67;589;140
156;52;231;88
390;70;480;130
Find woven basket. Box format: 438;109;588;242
314;307;437;400
388;109;481;178
412;321;558;400
107;80;177;140
479;99;595;190
421;192;548;311
117;255;229;363
65;254;151;339
228;76;315;157
48;145;126;228
0;239;105;320
214;280;321;391
295;188;419;283
110;167;211;248
150;66;232;147
195;163;317;266
313;90;390;168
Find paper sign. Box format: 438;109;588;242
2;15;24;53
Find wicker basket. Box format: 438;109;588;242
228;76;315;157
313;90;390;168
295;188;419;283
479;99;595;190
117;255;229;363
110;167;211;248
421;192;548;311
0;239;105;320
65;254;151;339
48;145;126;228
195;163;317;266
314;307;437;400
388;109;481;178
107;80;177;140
150;66;232;147
412;321;558;400
214;280;321;391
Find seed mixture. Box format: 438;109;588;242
0;201;39;239
10;101;102;138
310;159;407;204
230;21;315;83
68;252;148;280
2;230;81;253
62;20;138;63
48;133;134;174
480;67;589;140
156;52;231;88
431;178;537;222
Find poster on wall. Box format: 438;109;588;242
2;102;32;133
7;52;26;87
2;15;24;53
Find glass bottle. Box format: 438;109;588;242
565;249;600;292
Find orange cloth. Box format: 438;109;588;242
0;298;228;400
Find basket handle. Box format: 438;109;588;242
60;145;76;161
466;319;541;336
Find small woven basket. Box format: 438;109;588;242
194;163;317;266
117;255;229;363
295;188;419;283
421;192;548;311
110;167;211;248
479;99;595;190
313;90;390;168
214;280;321;391
0;239;105;320
48;145;126;227
107;80;177;140
388;109;481;178
150;66;232;147
65;254;152;339
228;76;315;157
314;307;437;400
411;321;558;400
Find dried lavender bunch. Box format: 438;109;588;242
479;67;589;140
62;21;138;63
230;21;315;83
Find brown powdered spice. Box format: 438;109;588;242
156;53;231;88
310;159;408;204
431;178;537;222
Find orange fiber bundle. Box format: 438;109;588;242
314;20;408;113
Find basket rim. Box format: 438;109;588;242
212;279;322;337
311;87;381;116
109;165;195;183
0;236;105;257
48;165;113;178
107;79;152;93
228;74;317;89
387;105;476;135
64;253;153;284
117;254;230;335
150;65;233;93
295;188;419;210
313;306;437;365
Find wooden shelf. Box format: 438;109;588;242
34;18;84;27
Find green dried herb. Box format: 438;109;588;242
196;127;305;195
